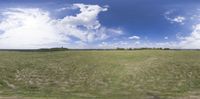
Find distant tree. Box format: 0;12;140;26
163;48;170;50
116;47;125;50
127;48;133;50
38;47;68;51
50;47;68;51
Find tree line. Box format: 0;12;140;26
116;47;170;50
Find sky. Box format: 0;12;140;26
0;0;200;49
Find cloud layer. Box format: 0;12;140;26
180;24;200;49
0;4;200;49
0;4;122;49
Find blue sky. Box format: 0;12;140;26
0;0;200;49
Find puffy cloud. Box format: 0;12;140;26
165;16;186;25
164;11;186;25
162;9;200;49
128;35;140;40
97;22;200;49
57;3;108;30
172;16;185;24
179;24;200;49
164;36;168;40
0;4;123;49
0;8;65;49
56;5;78;12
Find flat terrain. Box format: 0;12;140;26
0;50;200;99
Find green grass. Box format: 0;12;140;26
0;50;200;99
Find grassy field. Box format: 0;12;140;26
0;50;200;99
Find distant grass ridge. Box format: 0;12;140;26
0;50;200;99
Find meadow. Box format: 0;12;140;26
0;50;200;99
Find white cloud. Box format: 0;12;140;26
165;16;186;25
179;24;200;49
56;5;78;12
97;24;200;49
173;16;185;24
0;8;65;49
164;11;186;25
0;4;123;49
128;35;140;40
164;36;168;40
